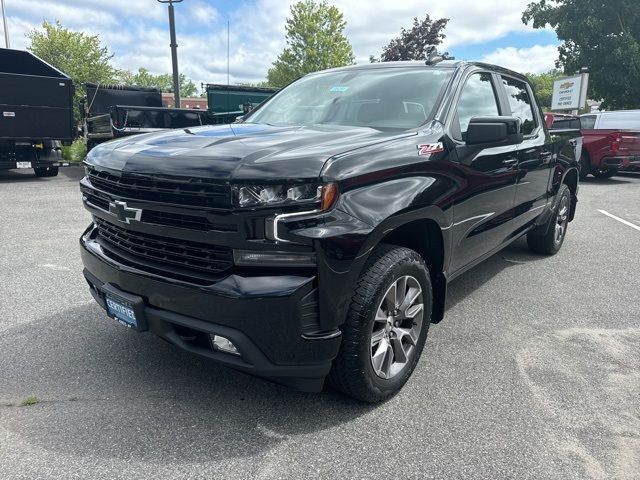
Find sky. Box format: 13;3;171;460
1;0;560;93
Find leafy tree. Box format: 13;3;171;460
118;68;198;97
525;69;564;109
371;15;449;62
28;20;120;123
523;0;640;109
267;0;354;87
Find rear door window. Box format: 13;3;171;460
501;76;537;135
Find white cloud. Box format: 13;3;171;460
1;0;559;87
480;44;560;74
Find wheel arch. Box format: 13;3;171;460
378;218;448;324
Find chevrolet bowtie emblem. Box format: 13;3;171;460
108;200;142;224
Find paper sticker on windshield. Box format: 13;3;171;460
417;142;444;156
330;86;349;92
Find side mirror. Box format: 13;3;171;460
466;116;523;147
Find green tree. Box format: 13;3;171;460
525;69;564;110
27;20;120;123
118;68;198;97
267;0;354;87
523;0;640;109
370;15;449;62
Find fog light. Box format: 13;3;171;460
233;250;316;267
210;335;240;355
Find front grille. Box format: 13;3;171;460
94;217;233;280
87;168;231;208
83;191;237;232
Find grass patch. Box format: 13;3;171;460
20;395;39;407
61;138;87;164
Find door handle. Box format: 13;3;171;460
502;158;518;166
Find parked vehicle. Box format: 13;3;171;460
82;83;209;151
579;110;640;178
0;48;74;177
79;60;580;402
205;83;278;124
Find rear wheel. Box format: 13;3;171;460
527;184;570;255
328;245;432;403
579;152;591;180
591;168;617;179
34;166;59;177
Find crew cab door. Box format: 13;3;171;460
499;75;553;229
446;71;520;274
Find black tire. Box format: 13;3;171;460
579;152;591;180
328;244;432;403
527;184;571;255
591;168;617;179
34;166;59;177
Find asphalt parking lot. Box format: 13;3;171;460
0;166;638;479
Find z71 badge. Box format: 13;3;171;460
417;142;444;156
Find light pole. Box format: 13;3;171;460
157;0;182;108
1;0;10;48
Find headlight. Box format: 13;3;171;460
234;182;338;210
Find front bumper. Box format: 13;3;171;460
80;225;342;392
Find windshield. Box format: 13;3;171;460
247;67;452;130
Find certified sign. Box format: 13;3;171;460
551;74;589;111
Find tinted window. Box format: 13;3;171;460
502;76;536;135
247;68;452;130
597;112;640;130
580;115;597;129
455;73;499;139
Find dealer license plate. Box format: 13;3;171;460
106;295;138;329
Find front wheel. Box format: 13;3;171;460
527;184;570;255
328;245;432;403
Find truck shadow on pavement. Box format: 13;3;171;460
445;236;547;311
0;165;84;183
0;301;375;463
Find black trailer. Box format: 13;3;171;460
83;83;209;151
0;48;74;177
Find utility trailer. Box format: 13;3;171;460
0;48;74;177
204;83;278;124
83;84;209;151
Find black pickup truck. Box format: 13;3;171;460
82;83;209;151
79;60;580;402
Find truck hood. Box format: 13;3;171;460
87;123;415;181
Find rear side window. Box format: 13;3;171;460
580;115;597;129
501;76;537;135
455;73;500;139
597;112;640;130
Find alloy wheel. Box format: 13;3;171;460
370;275;424;379
555;194;569;245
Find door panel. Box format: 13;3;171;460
500;75;552;229
449;144;518;272
447;72;519;274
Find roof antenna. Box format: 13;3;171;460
425;46;454;65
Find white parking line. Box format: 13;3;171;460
597;209;640;232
